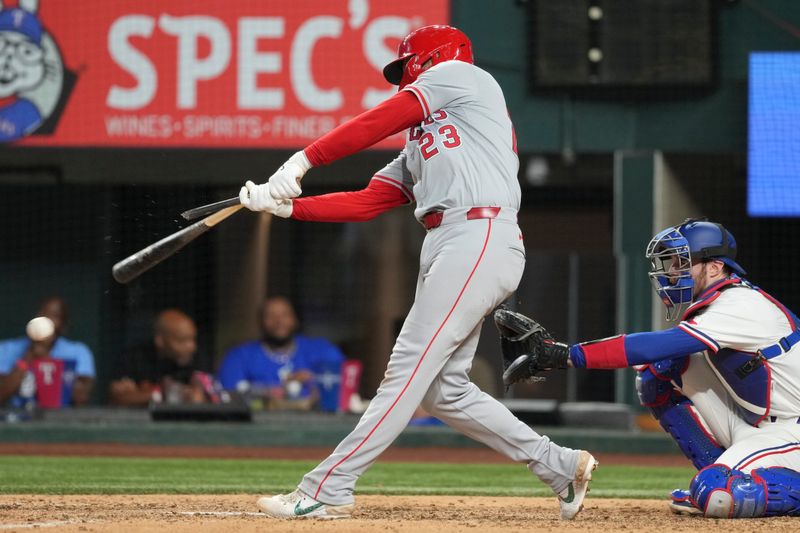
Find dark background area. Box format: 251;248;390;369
1;0;799;405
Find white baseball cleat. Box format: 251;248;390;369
558;450;599;520
257;489;354;519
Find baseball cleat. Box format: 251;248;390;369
558;450;598;520
668;489;703;516
257;489;354;519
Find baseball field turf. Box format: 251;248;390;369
4;456;799;532
1;455;693;497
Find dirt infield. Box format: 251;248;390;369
1;494;796;532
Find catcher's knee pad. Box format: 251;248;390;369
750;467;800;517
690;465;768;518
634;357;688;406
636;359;723;470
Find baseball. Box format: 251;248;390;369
285;380;302;398
26;316;55;341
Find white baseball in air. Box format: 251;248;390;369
285;380;302;398
26;316;55;341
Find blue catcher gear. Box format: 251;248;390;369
690;464;800;518
636;359;724;470
754;467;800;516
691;465;765;518
646;219;746;321
669;489;703;515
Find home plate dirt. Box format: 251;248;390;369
0;495;797;532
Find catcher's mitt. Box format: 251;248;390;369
493;307;569;386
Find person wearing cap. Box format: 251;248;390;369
497;219;800;519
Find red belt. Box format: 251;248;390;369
421;207;501;230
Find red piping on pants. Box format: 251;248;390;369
313;219;494;499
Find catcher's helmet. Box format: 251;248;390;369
646;219;745;321
383;25;473;89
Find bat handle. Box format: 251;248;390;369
205;204;243;226
181;196;241;221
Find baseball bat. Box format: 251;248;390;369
180;196;240;221
112;205;243;284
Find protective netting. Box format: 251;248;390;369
0;0;798;417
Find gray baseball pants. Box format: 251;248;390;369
298;208;581;504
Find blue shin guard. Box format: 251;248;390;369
636;359;724;470
753;467;800;517
690;464;800;518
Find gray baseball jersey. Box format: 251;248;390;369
372;61;521;219
298;60;582;506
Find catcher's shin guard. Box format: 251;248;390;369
691;465;765;518
636;359;724;470
690;465;800;518
752;467;800;517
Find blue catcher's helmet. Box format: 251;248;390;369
646;219;746;321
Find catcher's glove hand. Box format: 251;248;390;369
493;307;570;386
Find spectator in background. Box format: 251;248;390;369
0;296;95;408
109;309;214;407
218;296;345;411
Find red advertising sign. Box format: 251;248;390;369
2;0;448;147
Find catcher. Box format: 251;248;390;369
495;219;800;518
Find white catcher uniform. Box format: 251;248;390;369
676;279;800;472
298;60;584;505
561;219;800;516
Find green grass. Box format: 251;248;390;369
0;456;694;499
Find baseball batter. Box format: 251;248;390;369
239;25;597;520
499;219;800;518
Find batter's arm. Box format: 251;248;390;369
304;91;425;166
254;91;423;201
291;179;411;223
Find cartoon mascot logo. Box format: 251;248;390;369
0;0;74;143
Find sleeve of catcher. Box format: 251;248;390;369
303;91;425;166
290;178;411;223
569;328;710;369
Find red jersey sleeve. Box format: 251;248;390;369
304;91;425;166
291;178;411;223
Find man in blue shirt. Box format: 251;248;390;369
218;296;345;411
0;296;95;408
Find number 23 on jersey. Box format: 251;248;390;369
409;110;462;161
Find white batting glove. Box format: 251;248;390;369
267;151;312;199
239;181;293;218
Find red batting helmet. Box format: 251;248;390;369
383;25;474;89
